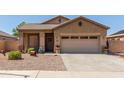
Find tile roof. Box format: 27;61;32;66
111;30;124;35
18;23;59;30
108;30;124;38
0;31;16;38
18;16;110;30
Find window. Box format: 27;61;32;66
89;36;98;39
71;36;79;39
78;21;82;27
80;36;88;39
61;36;69;39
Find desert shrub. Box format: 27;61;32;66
8;51;22;60
28;48;35;54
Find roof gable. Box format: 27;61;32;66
41;16;70;24
53;16;110;30
18;16;110;31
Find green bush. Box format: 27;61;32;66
28;48;35;54
8;51;22;60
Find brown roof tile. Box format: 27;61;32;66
18;16;110;31
18;24;59;30
0;31;16;38
111;30;124;35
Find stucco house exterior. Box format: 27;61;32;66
107;30;124;53
18;16;109;53
0;31;18;51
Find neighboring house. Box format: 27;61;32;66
0;31;18;51
18;16;109;53
107;30;124;53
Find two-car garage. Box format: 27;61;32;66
61;35;100;53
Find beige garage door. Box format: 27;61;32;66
61;36;100;53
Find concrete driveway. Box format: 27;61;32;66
61;54;124;72
1;54;124;78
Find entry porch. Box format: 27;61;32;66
19;31;56;53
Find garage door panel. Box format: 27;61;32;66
61;38;100;53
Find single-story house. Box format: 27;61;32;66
18;16;109;53
107;30;124;53
0;31;18;51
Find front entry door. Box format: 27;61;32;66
45;33;54;52
28;34;39;50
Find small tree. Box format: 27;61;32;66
12;28;18;37
12;21;26;37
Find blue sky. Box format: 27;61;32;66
0;15;124;35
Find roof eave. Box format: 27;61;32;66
0;35;17;39
17;28;53;31
108;34;124;38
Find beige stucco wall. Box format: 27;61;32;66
108;40;124;53
54;18;107;53
39;32;45;51
0;40;5;50
0;37;18;51
5;40;19;51
19;31;24;50
108;36;124;53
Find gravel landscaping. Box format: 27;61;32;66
0;54;66;70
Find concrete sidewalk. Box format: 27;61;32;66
0;71;124;78
0;71;39;78
37;71;124;78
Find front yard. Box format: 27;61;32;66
1;53;124;72
0;54;66;70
